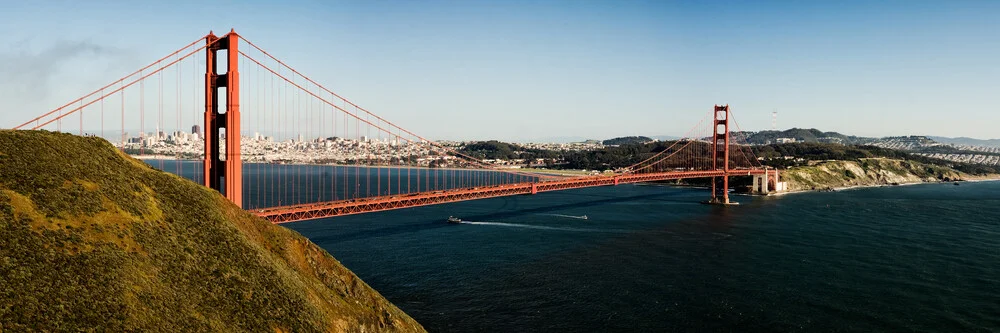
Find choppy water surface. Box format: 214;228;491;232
156;161;1000;331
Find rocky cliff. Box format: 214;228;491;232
780;158;971;191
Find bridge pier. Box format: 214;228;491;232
707;175;735;205
751;169;785;195
752;169;770;194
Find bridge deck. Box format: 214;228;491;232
255;169;770;223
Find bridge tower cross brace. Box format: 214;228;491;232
203;30;242;208
710;104;731;204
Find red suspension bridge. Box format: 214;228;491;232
10;30;779;224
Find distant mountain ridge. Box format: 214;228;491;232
927;136;1000;148
516;132;998;147
740;128;873;145
651;135;681;141
519;136;592;144
602;136;653;146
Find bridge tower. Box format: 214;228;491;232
204;30;242;208
709;104;732;204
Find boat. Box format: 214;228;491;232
581;215;588;220
447;216;462;224
954;182;960;186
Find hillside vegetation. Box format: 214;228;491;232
458;140;558;160
601;136;653;146
780;158;970;191
0;130;425;332
742;128;868;144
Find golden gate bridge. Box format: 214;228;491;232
10;30;779;224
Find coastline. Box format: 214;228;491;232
131;154;189;160
770;158;1000;197
767;176;1000;197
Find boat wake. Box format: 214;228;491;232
539;213;590;220
460;221;625;233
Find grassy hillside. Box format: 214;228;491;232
743;128;868;144
780;158;969;191
601;136;653;146
0;130;425;332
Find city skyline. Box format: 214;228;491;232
2;1;998;140
71;121;1000;145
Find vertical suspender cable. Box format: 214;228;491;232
158;67;164;171
140;69;144;156
121;81;125;151
101;88;104;138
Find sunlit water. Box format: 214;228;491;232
155;160;1000;332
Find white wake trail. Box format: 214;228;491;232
460;221;624;233
540;213;589;220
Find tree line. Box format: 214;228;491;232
457;140;1000;175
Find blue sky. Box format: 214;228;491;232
1;0;998;141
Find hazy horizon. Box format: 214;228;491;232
43;126;1000;146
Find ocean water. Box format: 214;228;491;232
155;161;1000;332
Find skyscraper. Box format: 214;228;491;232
192;125;201;135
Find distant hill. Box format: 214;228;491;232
520;136;592;144
927;136;1000;148
602;136;653;146
0;130;425;332
651;135;681;141
741;128;872;145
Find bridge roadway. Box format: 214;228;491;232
255;168;770;223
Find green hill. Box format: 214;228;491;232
601;136;653;146
743;128;869;144
0;130;425;332
780;158;968;191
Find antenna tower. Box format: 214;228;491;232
772;110;777;131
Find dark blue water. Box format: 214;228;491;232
153;161;1000;332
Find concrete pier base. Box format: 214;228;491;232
702;198;740;205
752;169;785;195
